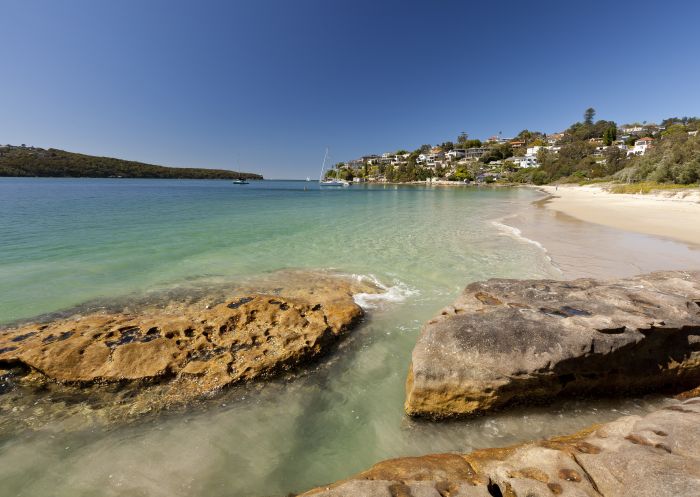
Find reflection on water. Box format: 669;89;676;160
1;180;699;496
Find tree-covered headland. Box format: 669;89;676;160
0;146;263;180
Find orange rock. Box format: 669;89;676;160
0;275;376;418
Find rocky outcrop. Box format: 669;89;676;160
406;271;700;418
0;273;378;416
299;397;700;497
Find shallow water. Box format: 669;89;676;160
0;179;697;496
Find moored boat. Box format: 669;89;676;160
318;148;350;187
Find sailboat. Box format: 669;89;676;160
232;154;249;184
318;148;350;187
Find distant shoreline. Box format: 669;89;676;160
0;145;263;180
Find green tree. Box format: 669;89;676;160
584;108;596;126
603;146;626;175
602;125;617;146
450;164;474;182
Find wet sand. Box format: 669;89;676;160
502;189;700;280
536;184;700;246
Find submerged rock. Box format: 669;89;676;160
406;270;700;418
0;272;378;425
299;397;700;497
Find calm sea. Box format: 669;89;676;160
0;178;678;496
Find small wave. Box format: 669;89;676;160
347;273;419;310
491;220;547;251
491;219;563;274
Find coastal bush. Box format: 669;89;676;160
616;133;700;184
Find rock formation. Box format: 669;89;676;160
405;271;700;418
299;397;700;497
0;272;378;420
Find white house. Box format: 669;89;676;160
628;137;654;156
509;156;539;168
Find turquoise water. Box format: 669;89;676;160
0;179;671;496
0;178;556;324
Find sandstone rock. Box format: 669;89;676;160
0;273;377;415
406;271;700;418
299;398;700;497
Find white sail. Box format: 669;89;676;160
319;147;350;187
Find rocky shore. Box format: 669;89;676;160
0;272;379;427
297;270;700;497
299;397;700;497
406;271;700;418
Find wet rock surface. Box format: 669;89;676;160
406;271;700;418
299;397;700;497
0;272;378;429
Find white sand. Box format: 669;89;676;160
536;185;700;246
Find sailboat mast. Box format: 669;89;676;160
319;147;329;182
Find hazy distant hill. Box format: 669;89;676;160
0;145;263;180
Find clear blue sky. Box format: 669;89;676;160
2;0;699;179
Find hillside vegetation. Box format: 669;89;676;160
0;146;262;180
333;111;699;187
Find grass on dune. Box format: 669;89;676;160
607;182;699;194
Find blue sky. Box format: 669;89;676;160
1;0;699;179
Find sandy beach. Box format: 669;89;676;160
536;184;700;246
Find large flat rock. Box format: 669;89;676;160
405;271;700;418
0;273;378;423
299;397;700;497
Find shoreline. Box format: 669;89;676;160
533;184;700;246
499;186;700;280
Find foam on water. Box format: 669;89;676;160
348;273;419;310
492;217;563;274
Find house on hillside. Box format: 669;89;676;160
546;133;565;145
621;125;644;134
417;152;445;168
446;149;466;160
486;135;509;144
347;159;364;170
465;147;488;159
628;137;654;156
508;155;539;168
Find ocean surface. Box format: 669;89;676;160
0;178;695;497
